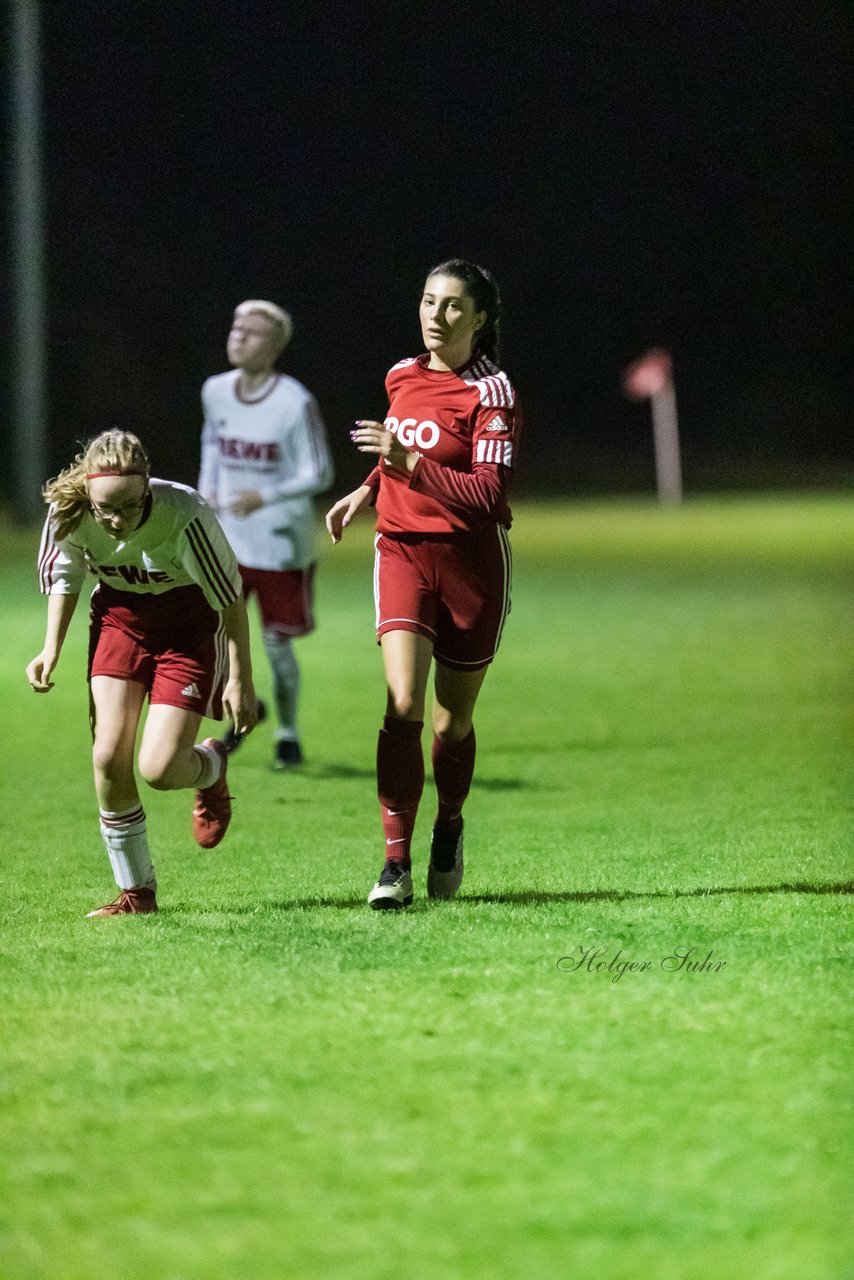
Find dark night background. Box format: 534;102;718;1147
2;0;851;499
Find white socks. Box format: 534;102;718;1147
192;742;223;789
264;633;300;738
99;804;156;891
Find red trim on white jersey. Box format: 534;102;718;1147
305;398;330;477
38;480;242;613
234;374;280;405
199;368;333;571
38;519;61;594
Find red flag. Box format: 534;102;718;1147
622;348;673;401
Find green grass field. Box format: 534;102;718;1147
1;494;851;1280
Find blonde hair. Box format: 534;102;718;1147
234;299;293;351
44;430;150;541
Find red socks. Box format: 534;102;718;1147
432;728;476;835
377;720;477;864
377;716;424;868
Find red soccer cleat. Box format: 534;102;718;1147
192;738;232;849
86;886;158;917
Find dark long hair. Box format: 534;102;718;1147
426;258;502;364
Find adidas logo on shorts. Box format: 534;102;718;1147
181;682;201;698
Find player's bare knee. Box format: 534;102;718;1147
91;738;129;780
386;690;422;721
433;715;472;744
137;753;175;791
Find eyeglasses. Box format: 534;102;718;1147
89;491;149;519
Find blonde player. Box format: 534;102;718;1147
199;300;333;767
26;430;257;916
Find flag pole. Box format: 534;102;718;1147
622;349;682;505
10;0;47;524
650;380;682;504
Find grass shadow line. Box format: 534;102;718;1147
206;880;854;914
300;764;376;782
273;764;528;790
465;880;854;906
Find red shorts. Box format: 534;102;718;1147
88;584;228;718
373;527;512;671
239;563;316;638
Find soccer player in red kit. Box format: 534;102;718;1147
26;430;257;916
326;259;518;908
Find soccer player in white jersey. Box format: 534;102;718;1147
199;300;333;768
26;430;258;916
326;259;519;909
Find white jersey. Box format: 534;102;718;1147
38;479;242;612
198;369;333;571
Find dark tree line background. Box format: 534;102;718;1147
2;0;850;499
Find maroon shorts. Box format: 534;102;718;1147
88;584;228;718
373;526;512;671
239;563;316;638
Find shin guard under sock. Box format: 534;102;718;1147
377;716;424;867
431;728;476;834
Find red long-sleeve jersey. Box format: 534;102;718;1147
364;352;519;536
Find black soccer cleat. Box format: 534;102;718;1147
427;822;464;900
223;699;267;755
273;738;304;769
368;860;414;909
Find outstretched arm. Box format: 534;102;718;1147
26;593;80;691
